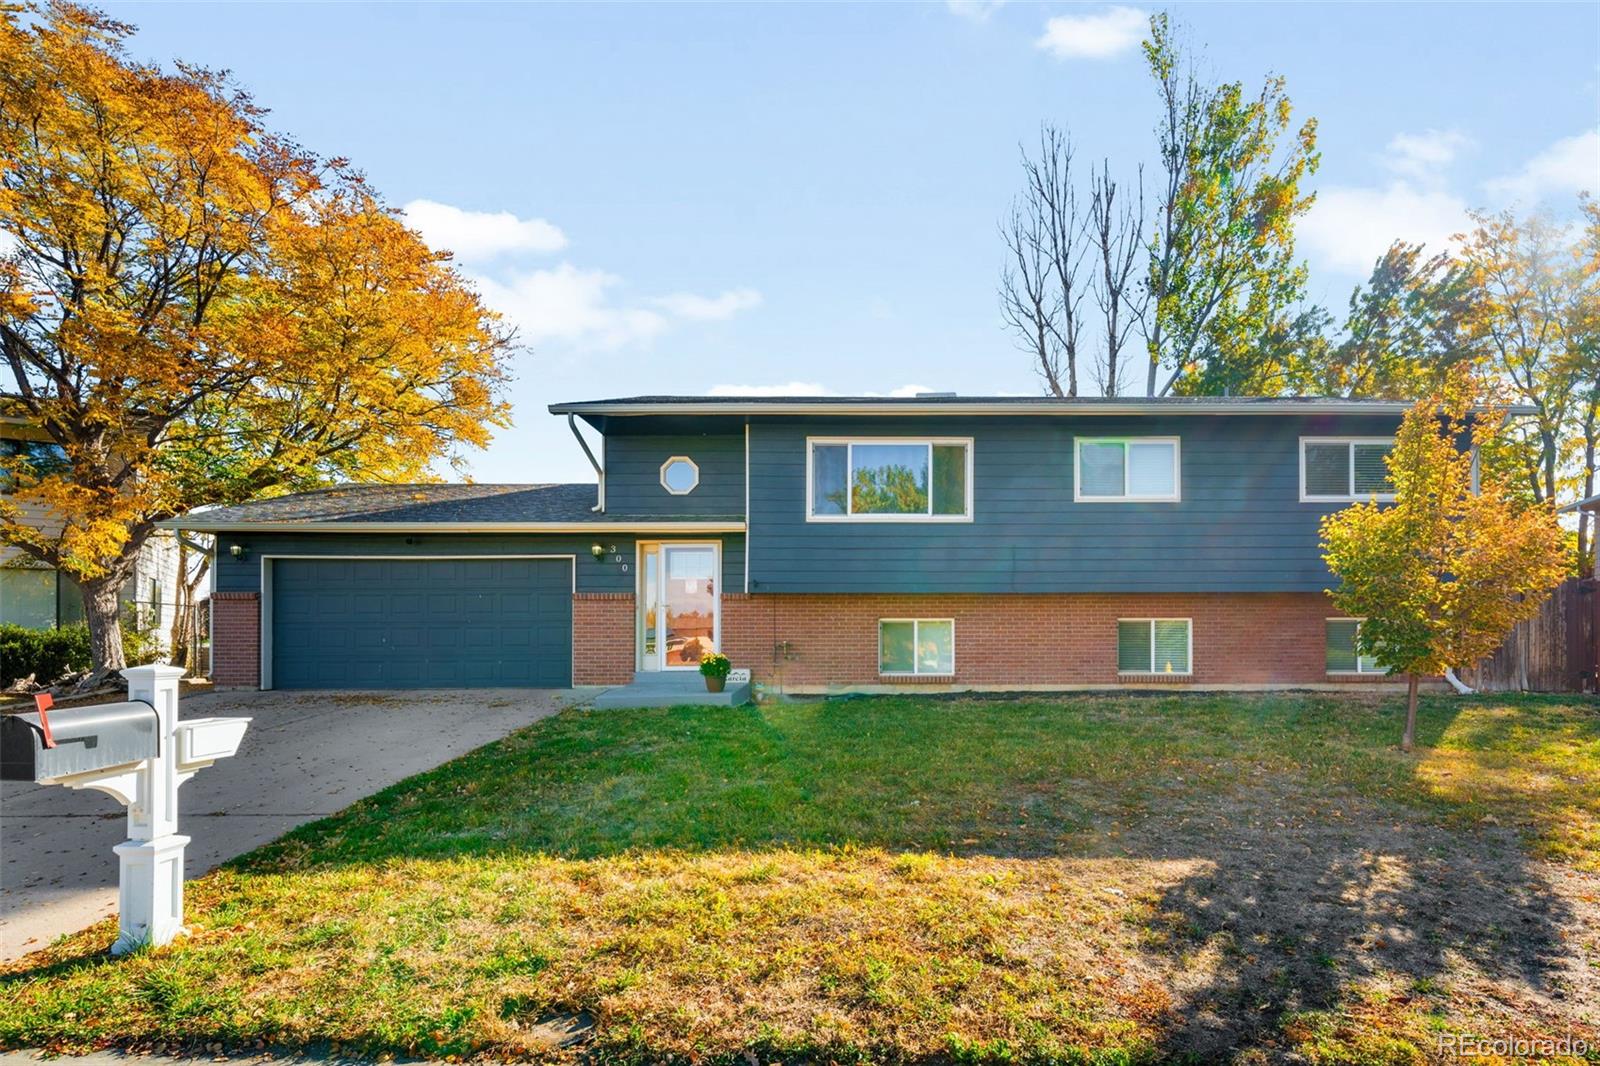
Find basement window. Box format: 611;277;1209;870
879;619;955;676
1117;618;1192;676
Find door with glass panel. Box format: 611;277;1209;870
638;543;720;670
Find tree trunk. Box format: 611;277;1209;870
1402;672;1419;753
79;572;127;683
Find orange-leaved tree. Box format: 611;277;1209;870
1320;370;1566;752
0;4;512;679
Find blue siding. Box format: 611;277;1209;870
212;532;745;596
603;432;745;517
745;414;1401;593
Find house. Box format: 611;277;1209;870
167;394;1432;692
1;401;183;640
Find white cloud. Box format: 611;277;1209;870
1385;129;1474;182
1302;182;1471;275
1035;6;1147;61
474;265;761;351
402;199;568;261
1484;129;1599;204
888;384;936;397
651;288;763;321
947;0;1005;23
473;264;668;349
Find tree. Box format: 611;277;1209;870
1296;241;1480;400
1559;199;1600;571
1000;126;1090;397
1141;13;1319;397
1459;209;1584;508
1320;371;1566;752
1087;160;1145;396
0;5;512;679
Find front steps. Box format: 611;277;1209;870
589;671;753;709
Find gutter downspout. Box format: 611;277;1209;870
568;414;604;512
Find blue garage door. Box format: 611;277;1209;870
271;558;572;689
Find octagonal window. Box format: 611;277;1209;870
660;456;700;495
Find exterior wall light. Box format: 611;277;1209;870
228;544;248;560
590;543;607;560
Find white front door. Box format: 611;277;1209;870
638;542;721;671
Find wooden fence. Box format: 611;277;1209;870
1465;578;1600;692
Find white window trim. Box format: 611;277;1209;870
877;617;956;677
1073;437;1182;502
1116;617;1193;676
1326;616;1385;675
659;455;700;496
1300;437;1397;503
805;437;975;523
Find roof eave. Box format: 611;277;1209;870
548;399;1538;418
155;518;747;534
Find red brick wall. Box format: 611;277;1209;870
573;592;635;685
209;591;260;688
721;592;1396;691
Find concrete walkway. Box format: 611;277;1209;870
0;688;572;961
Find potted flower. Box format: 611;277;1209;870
699;652;732;693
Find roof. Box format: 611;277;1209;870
160;483;744;533
550;394;1537;418
1559;494;1600;513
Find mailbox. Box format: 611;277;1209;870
1;700;159;783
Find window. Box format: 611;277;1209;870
1117;618;1192;675
659;456;700;495
1301;438;1395;501
1075;438;1180;501
1326;618;1384;674
0;568;59;629
878;619;955;676
808;438;972;521
0;439;69;490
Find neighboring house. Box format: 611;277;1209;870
168;394;1442;692
0;402;183;642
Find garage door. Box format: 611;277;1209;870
270;558;572;689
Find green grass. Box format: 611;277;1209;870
2;693;1597;1063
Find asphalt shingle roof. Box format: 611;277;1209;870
171;483;741;529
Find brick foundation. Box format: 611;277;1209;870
573;592;636;685
218;586;1399;693
209;591;260;687
721;592;1399;692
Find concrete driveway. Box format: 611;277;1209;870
0;687;573;961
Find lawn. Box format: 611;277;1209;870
2;693;1598;1064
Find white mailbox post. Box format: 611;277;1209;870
14;666;251;954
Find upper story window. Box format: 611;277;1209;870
0;438;69;491
807;437;972;521
659;456;700;495
1301;438;1395;502
1075;438;1180;502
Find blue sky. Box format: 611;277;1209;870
115;2;1599;483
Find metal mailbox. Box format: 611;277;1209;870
1;700;159;783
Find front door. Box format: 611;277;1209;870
638;543;720;671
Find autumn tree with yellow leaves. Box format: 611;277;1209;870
1321;370;1566;752
0;4;512;679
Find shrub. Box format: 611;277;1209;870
0;623;91;686
699;652;732;680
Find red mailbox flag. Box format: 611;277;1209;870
32;693;57;748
